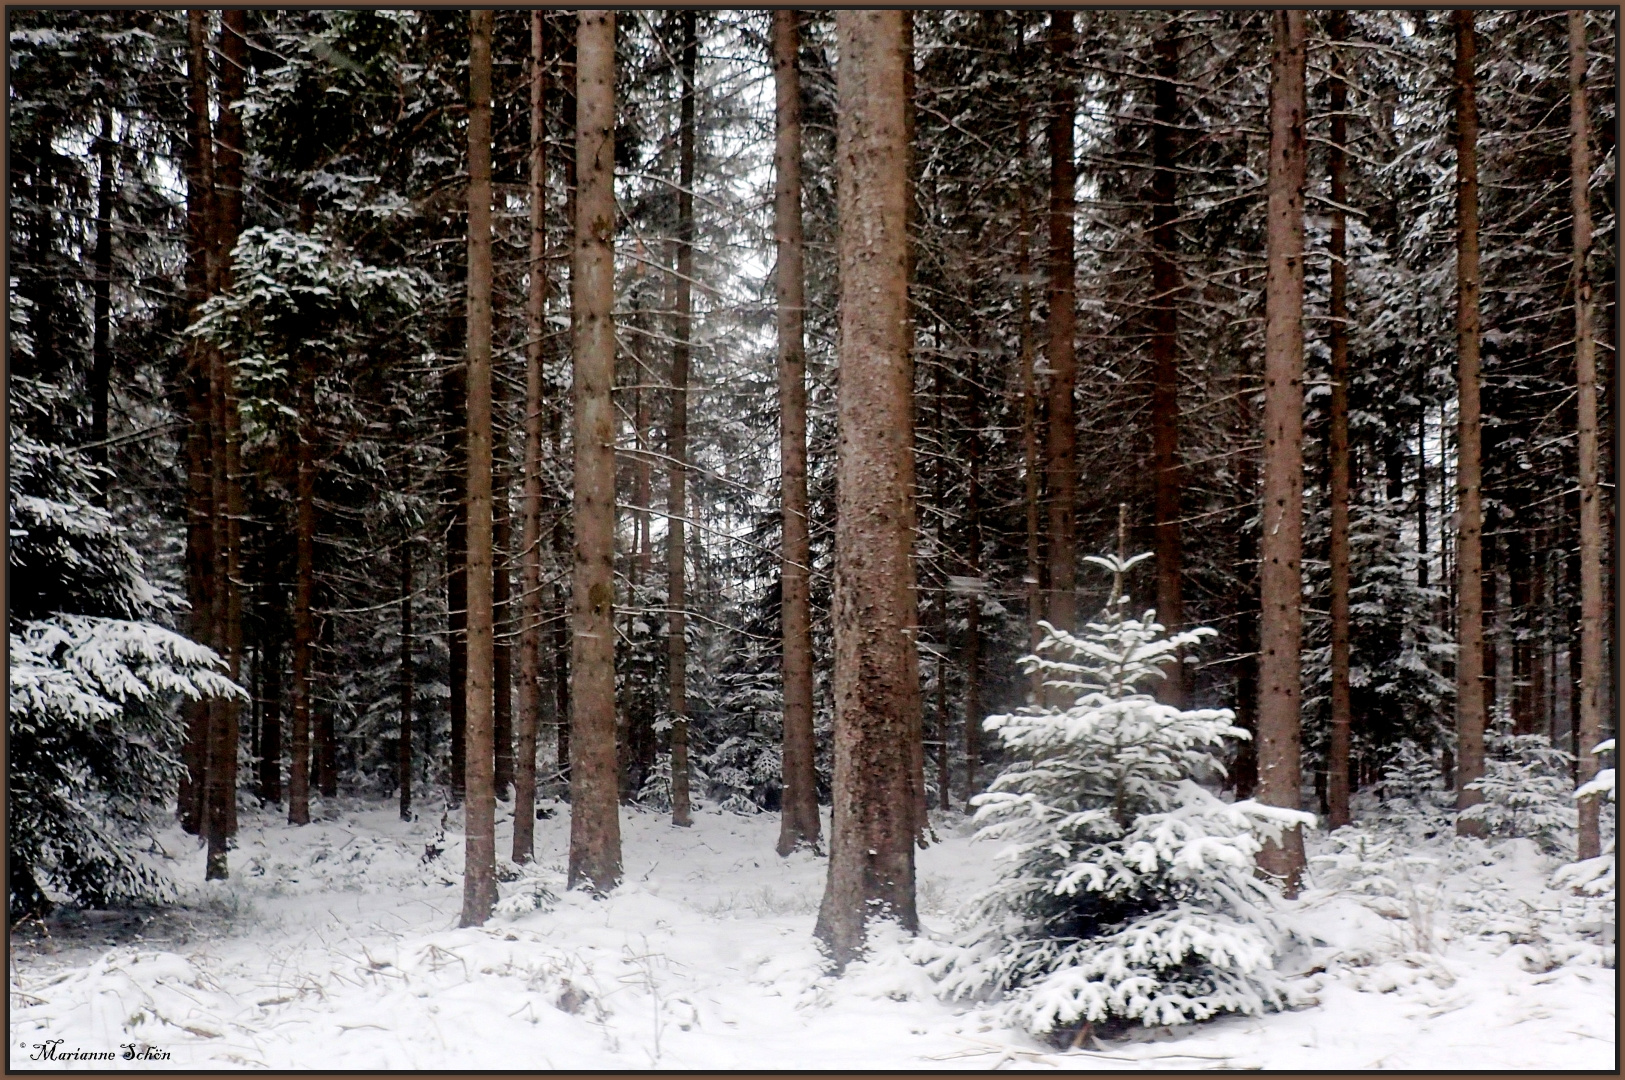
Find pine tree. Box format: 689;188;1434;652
773;8;821;857
568;9;623;894
815;9;921;969
1257;9;1308;892
919;554;1311;1038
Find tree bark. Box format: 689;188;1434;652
399;538;414;822
1149;19;1185;708
669;10;697;830
1045;12;1078;635
901;10;929;852
288;358;316;826
196;8;235;875
1510;522;1535;736
568;9;624;893
178;6;216;840
1018;104;1043;705
1453;9;1487;837
89;108;114;477
1570;8;1605;861
1233;400;1260;802
1325;10;1353;830
207;4;250;872
514;7;548;865
460;8;497;929
773;8;821;857
494;456;514;801
1257;10;1308;893
259;594;282;805
961;339;983;807
446;366;468;805
814;10;920;969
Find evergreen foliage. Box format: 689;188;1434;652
917;555;1313;1036
9;382;239;920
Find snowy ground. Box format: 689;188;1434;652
9;797;1616;1070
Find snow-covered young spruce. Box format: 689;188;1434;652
8;380;240;921
916;553;1314;1039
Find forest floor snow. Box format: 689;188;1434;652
9;796;1617;1070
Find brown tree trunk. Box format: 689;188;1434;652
901;11;929;852
1045;12;1078;636
1325;10;1353;830
773;8;821;857
288;359;316;826
89;108;113;477
931;361;948;826
1510;523;1535;735
460;8;497;929
207;4;250;874
179;7;216;838
1453;10;1487;837
1233;402;1260;801
961;340;983;807
1018;104;1043;704
514;8;549;865
199;4;234;877
259;598;282;805
1256;10;1308;893
494;459;513;801
1149;19;1186;707
568;9;623;893
399;539;414;821
555;24;577;794
669;10;697;830
814;9;920;969
1571;8;1605;861
446;366;468;805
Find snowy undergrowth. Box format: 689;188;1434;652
9;799;1615;1070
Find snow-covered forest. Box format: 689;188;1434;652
7;8;1618;1069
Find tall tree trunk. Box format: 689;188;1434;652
1570;8;1605;861
178;6;216;839
1325;10;1354;830
901;11;929;852
568;9;623;893
460;8;497;929
446;366;468;805
288;358;316;826
961;340;983;807
259;593;282;805
207;4;250;873
931;360;948;825
773;8;821;857
316;605;337;798
1510;522;1534;735
494;450;514;801
195;8;232;870
555;22;577;794
1233;397;1260;801
1045;12;1078;636
89;108;114;478
1149;19;1186;707
814;9;920;969
1257;10;1308;893
399;539;414;821
515;7;549;864
669;10;697;830
1453;10;1487;837
1018;105;1043;704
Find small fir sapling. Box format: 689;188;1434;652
9;406;242;919
1460;712;1578;854
915;552;1315;1038
1553;739;1617;897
